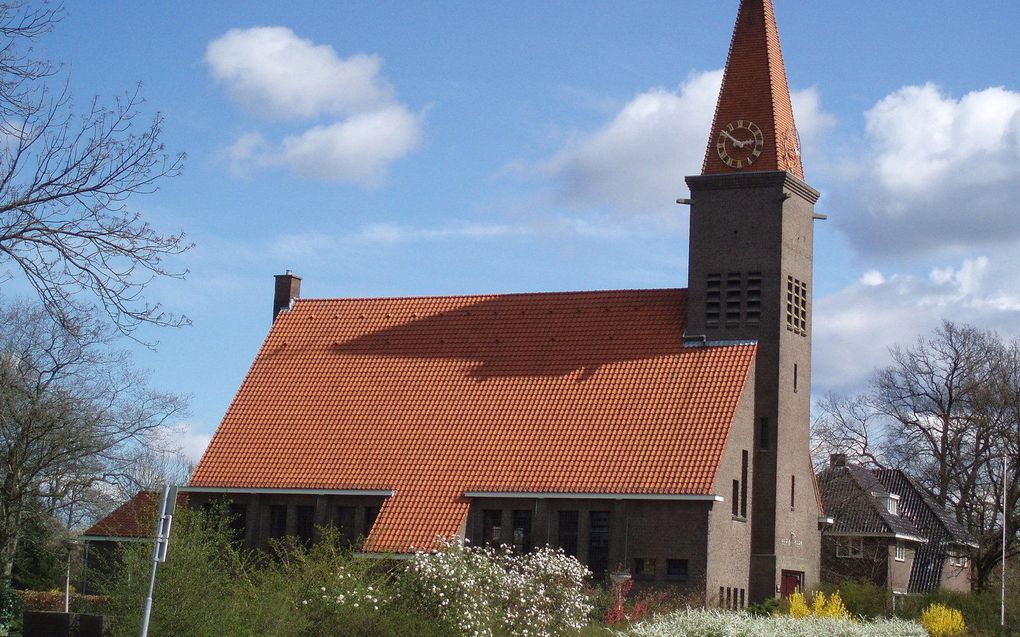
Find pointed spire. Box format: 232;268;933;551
702;0;804;179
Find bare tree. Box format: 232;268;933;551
813;321;1020;589
0;301;187;583
0;2;189;338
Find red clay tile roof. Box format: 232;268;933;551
82;491;187;540
190;289;756;552
703;0;804;178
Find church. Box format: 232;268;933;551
186;0;825;605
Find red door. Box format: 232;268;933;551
780;570;803;597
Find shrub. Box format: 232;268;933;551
918;603;966;637
628;608;927;637
399;538;593;637
785;590;853;621
788;590;810;618
0;583;22;636
824;579;888;619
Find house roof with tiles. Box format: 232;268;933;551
817;460;925;542
189;289;757;552
82;491;188;541
703;0;804;178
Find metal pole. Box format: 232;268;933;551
1003;451;1007;629
140;485;175;637
64;546;71;613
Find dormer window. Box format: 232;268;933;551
872;491;899;516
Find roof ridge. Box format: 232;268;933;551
292;287;687;303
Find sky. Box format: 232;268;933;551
19;1;1020;464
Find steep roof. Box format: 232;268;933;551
874;469;976;593
817;463;924;541
190;289;756;552
82;491;187;541
702;0;804;178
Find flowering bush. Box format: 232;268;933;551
918;603;966;637
786;590;853;621
628;608;927;637
400;538;593;637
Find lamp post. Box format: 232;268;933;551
60;539;80;613
609;568;632;621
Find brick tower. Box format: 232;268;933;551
684;0;822;601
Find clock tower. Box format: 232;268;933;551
685;0;822;601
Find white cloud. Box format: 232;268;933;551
541;70;835;213
207;27;423;184
813;255;1020;397
205;26;392;119
835;84;1020;257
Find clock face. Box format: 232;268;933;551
716;120;764;169
783;126;803;174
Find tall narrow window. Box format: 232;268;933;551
759;417;769;450
732;480;740;516
269;505;287;539
740;450;749;518
512;510;532;554
793;363;799;393
588;511;611;578
786;276;808;336
790;476;796;510
483;509;502;546
558;510;579;557
296;505;315;545
336;506;356;545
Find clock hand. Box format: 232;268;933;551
721;130;743;145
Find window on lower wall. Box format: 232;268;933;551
895;540;906;562
269;505;287;539
588;510;611;579
228;503;247;542
666;559;688;584
512;510;532;554
483;509;502;546
296;505;315;545
731;480;740;516
949;553;967;567
336;506;356;545
835;537;863;558
633;558;656;581
558;510;579;557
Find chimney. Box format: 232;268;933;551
829;453;847;468
273;271;301;322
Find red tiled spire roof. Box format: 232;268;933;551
702;0;804;178
190;290;756;552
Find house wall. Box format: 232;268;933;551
887;543;915;593
186;492;389;549
464;497;711;595
820;536;892;588
940;555;971;592
705;364;755;608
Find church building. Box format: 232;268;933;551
186;0;824;604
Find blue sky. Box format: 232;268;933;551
23;1;1020;461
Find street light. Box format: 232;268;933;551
60;539;80;614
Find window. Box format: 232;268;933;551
725;587;732;610
483;509;503;546
887;495;899;516
633;558;656;581
666;559;688;583
739;588;745;609
895;540;906;562
793;363;798;393
706;272;762;328
269;504;288;539
740;450;749;518
949;553;967;567
732;480;740;516
512;510;532;553
296;505;315;545
835;537;863;558
336;506;356;545
790;475;796;510
228;503;247;543
558;510;579;557
759;417;769;450
786;276;808;336
588;510;611;578
364;506;381;537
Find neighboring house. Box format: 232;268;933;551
79;491;188;594
873;469;976;593
817;456;974;593
185;0;825;605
